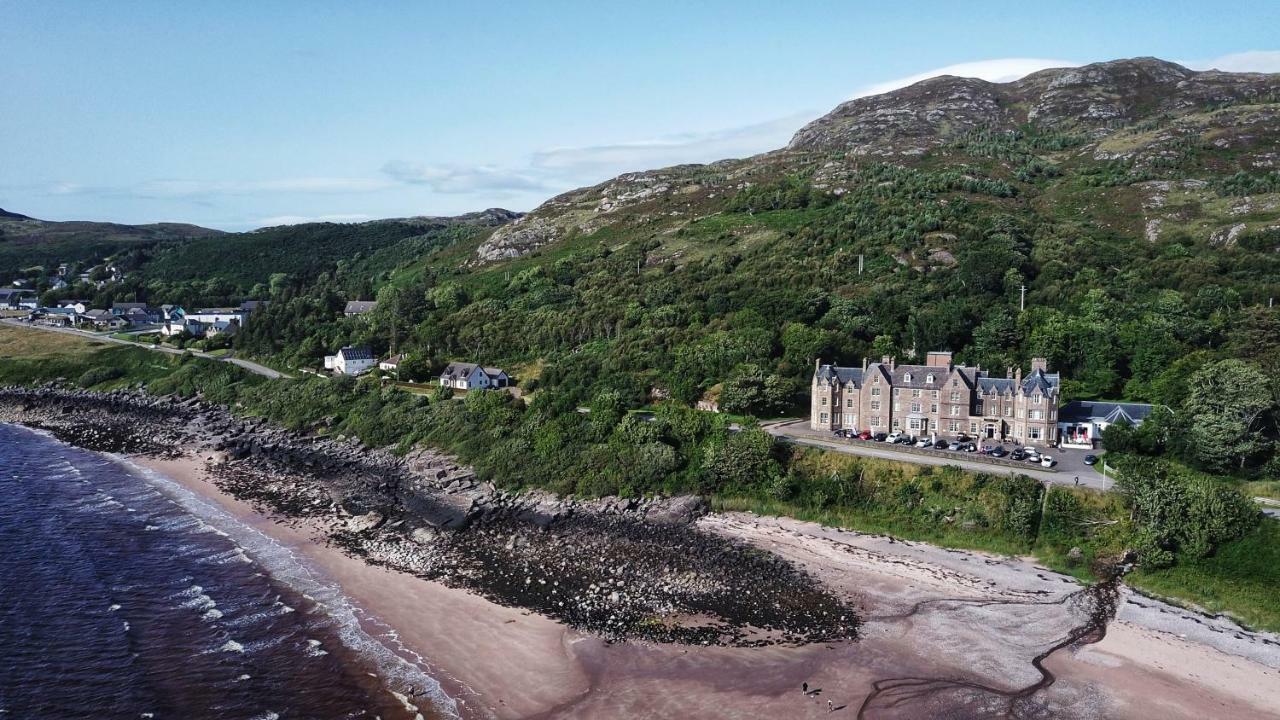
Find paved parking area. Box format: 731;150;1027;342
765;420;1113;491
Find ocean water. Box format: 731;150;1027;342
0;423;455;720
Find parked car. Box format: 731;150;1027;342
886;432;904;444
964;442;978;452
947;441;962;451
987;446;1008;458
1083;454;1098;465
873;432;889;442
1010;449;1025;461
832;429;846;438
934;439;949;449
857;430;873;440
896;435;915;445
956;433;970;442
915;438;931;448
1040;456;1056;468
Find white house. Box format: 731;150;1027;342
77;309;126;330
379;354;406;373
344;300;378;317
438;362;510;391
1057;401;1157;449
58;300;89;314
325;346;376;375
186;308;249;325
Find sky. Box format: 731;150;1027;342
2;1;1280;231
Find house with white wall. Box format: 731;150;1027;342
438;362;510;391
325;346;376;375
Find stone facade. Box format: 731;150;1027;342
811;351;1060;445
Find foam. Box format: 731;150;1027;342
219;640;245;653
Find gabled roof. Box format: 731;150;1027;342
239;300;266;312
1059;400;1156;425
381;353;406;365
440;362;507;380
1020;368;1060;397
977;377;1018;395
112;302;148;311
81;309;116;320
815;364;864;386
344;300;377;314
337;346;374;361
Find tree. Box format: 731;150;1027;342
1183;359;1276;471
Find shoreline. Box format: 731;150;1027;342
132;451;1280;720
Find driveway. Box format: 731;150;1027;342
1;319;290;380
765;420;1114;491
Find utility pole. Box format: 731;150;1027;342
858;254;864;275
1020;285;1027;312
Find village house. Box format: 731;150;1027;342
1057;401;1156;449
0;288;37;310
438;362;510;391
811;352;1061;445
58;300;89;314
324;346;376;375
344;300;377;317
379;354;406;373
76;308;127;331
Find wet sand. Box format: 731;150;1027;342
134;454;1280;720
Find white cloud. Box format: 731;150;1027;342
47;177;392;199
852;57;1080;98
381;161;549;194
529;112;811;176
250;213;374;227
1181;50;1280;73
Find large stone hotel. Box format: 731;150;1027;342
811;351;1061;445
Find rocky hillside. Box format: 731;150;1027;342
474;57;1280;261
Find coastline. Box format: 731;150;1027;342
132;451;1280;720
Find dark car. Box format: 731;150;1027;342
956;433;970;442
988;446;1008;458
873;432;889;442
1083;454;1098;465
1010;449;1025;461
933;439;949;449
964;442;978;452
896;435;915;445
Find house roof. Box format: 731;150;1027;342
192;307;243;315
337;346;374;361
381;353;406;365
815;364;864;386
440;362;507;380
81;309;116;320
344;300;377;314
1059;400;1156;425
112;302;148;311
239;300;266;312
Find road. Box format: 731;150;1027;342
1;319;290;380
765;420;1113;491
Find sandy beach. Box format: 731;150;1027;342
133;453;1280;720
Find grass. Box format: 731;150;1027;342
1128;518;1280;633
0;324;105;358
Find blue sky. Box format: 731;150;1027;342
3;1;1279;230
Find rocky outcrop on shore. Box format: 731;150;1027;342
0;385;858;646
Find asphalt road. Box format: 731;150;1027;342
1;319;290;380
765;420;1114;490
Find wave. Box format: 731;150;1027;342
113;455;461;719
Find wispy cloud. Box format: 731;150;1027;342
380;161;549;194
48;176;392;199
250;213;374;227
851;57;1079;98
1181;50;1280;73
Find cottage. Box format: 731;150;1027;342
186;308;249;326
1057;401;1157;449
32;307;76;327
324;346;376;375
77;308;127;330
59;300;89;314
111;302;149;317
344;300;378;317
438;362;510;391
812;352;1061;445
0;288;36;310
379;354;406;373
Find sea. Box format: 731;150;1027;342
0;423;455;720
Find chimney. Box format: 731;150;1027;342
881;355;892;366
926;351;952;369
862;357;868;371
1030;357;1048;374
1015;366;1022;384
1006;366;1013;379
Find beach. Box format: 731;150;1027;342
134;451;1280;720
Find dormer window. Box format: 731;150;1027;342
903;372;912;383
925;373;934;384
1034;394;1042;404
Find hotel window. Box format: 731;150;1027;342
894;388;901;396
892;418;900;428
910;402;921;413
1034;394;1042;405
871;417;881;427
1029;410;1042;420
1030;428;1041;440
846;398;855;408
931;390;939;399
909;418;921;430
950;406;960;416
969;421;978;433
894;402;900;411
845;413;855;426
1005;406;1013;417
948;421;959;432
821;397;828;406
975;402;983;414
820;413;828;423
871;401;881;411
950;391;961;402
871;387;881;396
912;389;921;398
